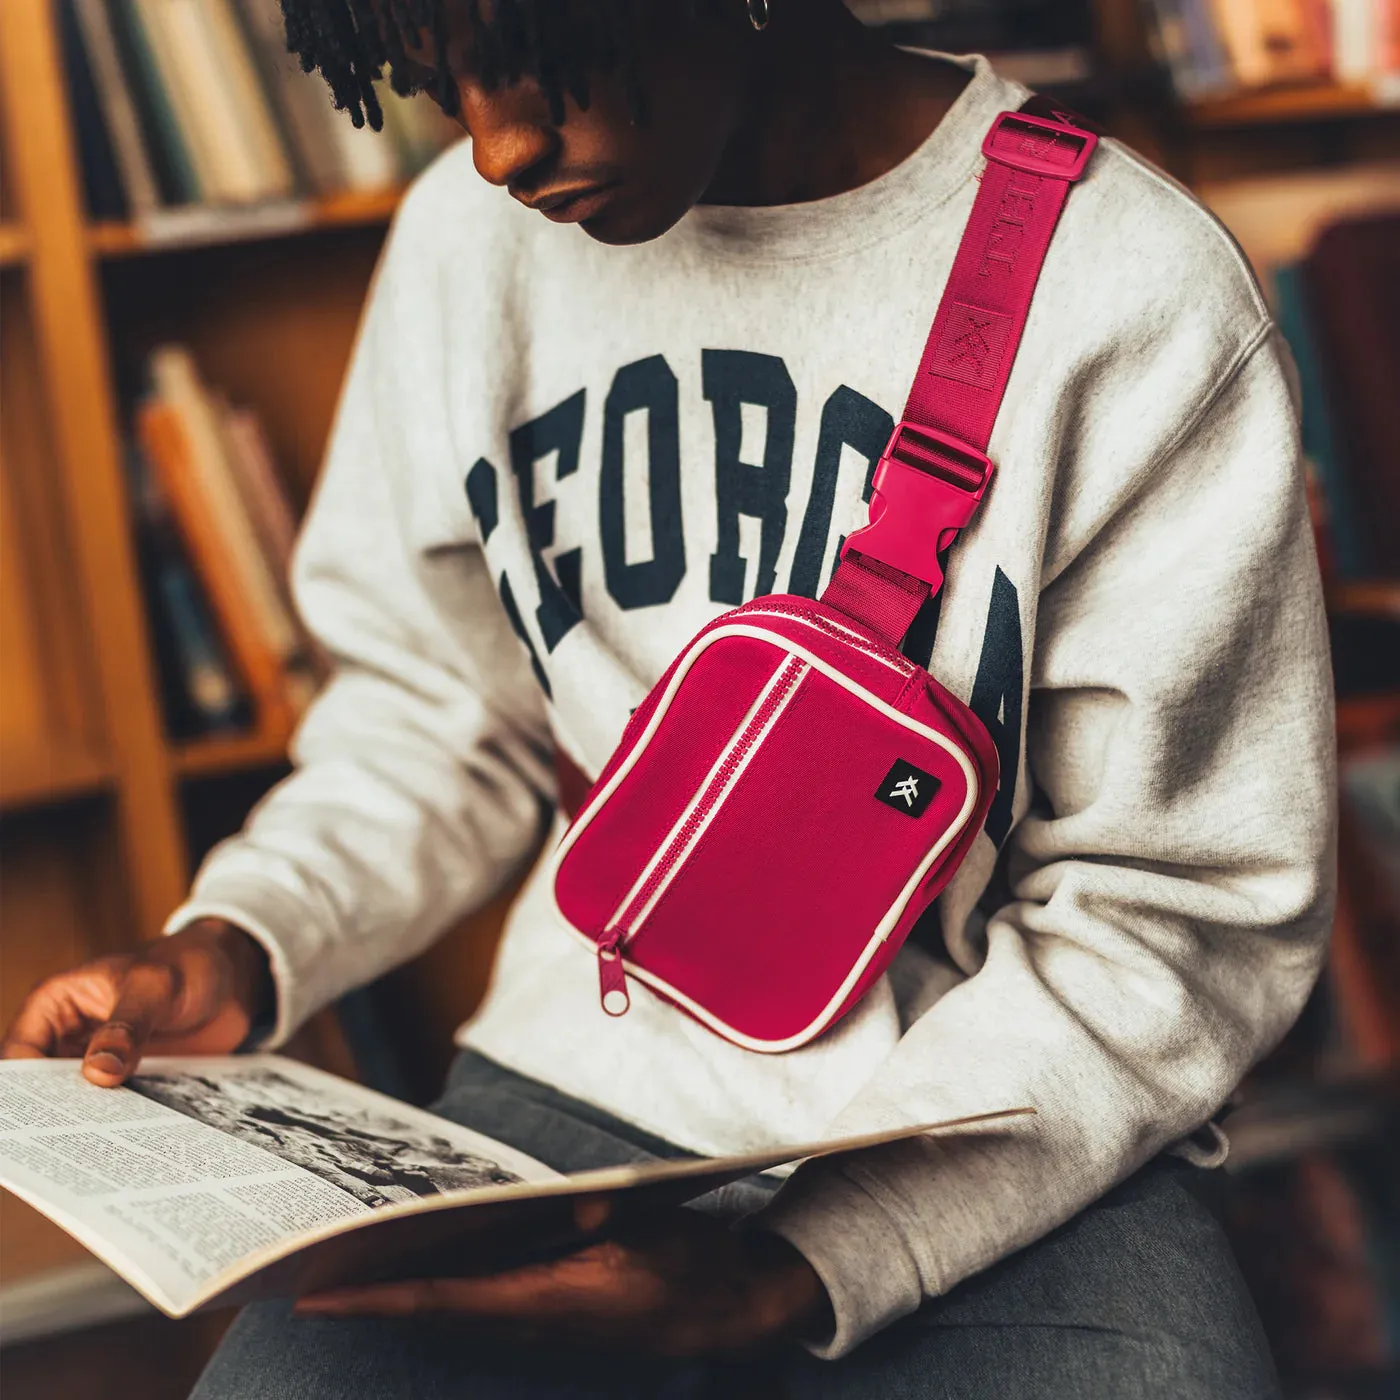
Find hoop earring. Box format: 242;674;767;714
746;0;770;31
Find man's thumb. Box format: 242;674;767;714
82;961;181;1086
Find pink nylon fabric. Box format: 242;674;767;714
827;107;1097;646
551;106;1096;1051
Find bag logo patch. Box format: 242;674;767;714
933;302;1012;390
877;760;939;818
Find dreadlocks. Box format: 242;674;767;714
278;0;714;131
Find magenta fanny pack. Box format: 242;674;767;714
552;106;1098;1052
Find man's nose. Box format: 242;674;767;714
458;80;559;190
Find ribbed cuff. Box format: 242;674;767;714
755;1161;924;1360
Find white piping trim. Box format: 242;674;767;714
740;607;913;676
549;624;981;1052
608;657;808;940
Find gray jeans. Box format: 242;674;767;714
191;1051;1281;1399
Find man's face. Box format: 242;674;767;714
404;2;753;245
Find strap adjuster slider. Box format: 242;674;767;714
982;111;1097;182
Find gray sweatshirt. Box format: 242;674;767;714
168;56;1335;1357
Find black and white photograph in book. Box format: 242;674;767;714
128;1068;523;1209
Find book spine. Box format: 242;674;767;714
217;404;328;690
1333;0;1370;81
72;0;162;214
229;0;344;196
106;0;202;204
131;0;228;201
155;0;269;202
327;104;404;192
147;349;309;665
137;396;293;735
1273;262;1370;579
1384;0;1400;73
56;0;129;221
217;405;299;579
128;443;245;731
378;88;457;175
201;0;298;200
1179;0;1237;93
157;565;246;725
1299;0;1335;75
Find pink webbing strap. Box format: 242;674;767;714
822;104;1098;646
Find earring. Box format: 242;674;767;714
746;0;770;31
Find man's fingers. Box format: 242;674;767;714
296;1257;613;1321
296;1278;494;1317
0;973;103;1060
571;1193;614;1235
82;962;181;1086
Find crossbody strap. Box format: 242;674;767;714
821;103;1098;647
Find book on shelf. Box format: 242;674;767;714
72;0;162;216
231;0;349;196
1143;0;1400;102
1333;750;1400;1068
1141;0;1236;101
324;102;407;193
381;85;464;175
58;0;131;222
0;1055;1030;1319
135;0;289;204
1199;173;1400;583
1334;0;1400;79
60;0;460;221
129;0;230;199
135;346;318;737
106;0;204;205
216;403;299;586
125;444;248;738
197;0;299;201
1208;0;1331;88
1301;213;1400;580
1274;263;1370;581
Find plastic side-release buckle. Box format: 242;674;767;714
840;422;994;590
982;110;1097;182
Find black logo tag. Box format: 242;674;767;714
876;760;939;818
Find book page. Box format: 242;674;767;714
0;1057;558;1315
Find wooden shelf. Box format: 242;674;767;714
171;728;291;780
0;741;114;814
0;223;31;267
1188;80;1399;127
88;189;404;259
1328;579;1400;619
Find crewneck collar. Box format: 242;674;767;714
673;55;1022;267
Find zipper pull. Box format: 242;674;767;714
596;931;630;1017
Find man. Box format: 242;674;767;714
3;1;1333;1394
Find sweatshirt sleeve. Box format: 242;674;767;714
757;325;1336;1357
165;199;555;1046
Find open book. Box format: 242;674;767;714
0;1055;1032;1318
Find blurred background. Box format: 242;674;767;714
0;0;1396;1395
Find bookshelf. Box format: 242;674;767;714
0;222;29;265
87;186;403;258
172;726;291;780
0;0;400;1291
1188;80;1400;128
0;743;115;814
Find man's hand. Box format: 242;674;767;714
296;1205;832;1357
0;920;272;1086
